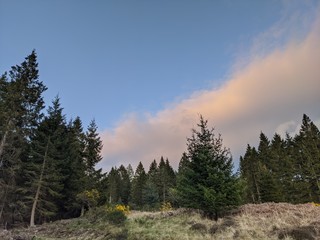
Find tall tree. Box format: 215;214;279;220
0;51;47;225
158;157;176;203
294;114;320;202
177;116;241;220
118;165;131;205
84;119;103;189
107;167;120;204
61;117;87;218
131;162;147;208
21;97;66;226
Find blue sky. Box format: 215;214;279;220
0;0;282;128
1;0;320;171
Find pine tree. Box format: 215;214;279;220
158;157;176;203
131;162;147;208
107;167;120;204
118;165;131;205
0;51;47;225
177;116;241;220
21;97;66;226
145;160;160;207
61;117;87;218
294;114;320;202
142;179;159;209
84;119;103;189
257;132;283;202
239;145;262;203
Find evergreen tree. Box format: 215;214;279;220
61;117;87;218
148;159;159;185
144;160;160;207
118;165;131;205
294;114;320;202
177;116;241;220
107;167;121;204
158;157;176;203
0;51;47;225
84;119;103;189
257;132;283;202
142;179;159;209
131;162;147;208
21;97;66;225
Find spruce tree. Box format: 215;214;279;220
131;162;147;208
294;114;320;202
84;119;103;189
145;160;160;207
107;167;120;204
118;165;131;205
21;97;66;225
177;116;241;220
61;117;87;218
239;145;262;203
0;51;47;225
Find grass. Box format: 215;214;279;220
1;203;320;239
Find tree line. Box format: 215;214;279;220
0;51;103;227
240;114;320;204
1;51;319;227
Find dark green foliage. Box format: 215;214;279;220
105;209;127;225
142;179;160;209
240;114;320;204
84;119;103;188
131;162;147;208
0;52;104;226
108;167;121;204
177;116;242;220
118;165;131;205
20;97;66;224
0;51;47;226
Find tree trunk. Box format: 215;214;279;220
30;138;50;227
80;205;85;217
0;185;9;222
0;130;8;163
0;120;12;165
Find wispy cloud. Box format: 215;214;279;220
99;4;320;172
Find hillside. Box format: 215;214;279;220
1;202;320;240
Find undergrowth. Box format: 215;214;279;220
2;203;320;240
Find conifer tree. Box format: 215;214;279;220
177;116;241;220
118;165;131;205
131;162;147;208
144;160;160;207
21;97;66;226
84;119;103;189
107;167;120;204
61;117;87;218
294;114;320;202
257;132;283;202
0;51;47;225
239;145;262;203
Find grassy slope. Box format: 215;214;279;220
1;203;320;240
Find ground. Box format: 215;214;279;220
1;203;320;240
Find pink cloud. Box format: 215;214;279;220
98;8;320;172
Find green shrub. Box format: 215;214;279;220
106;209;127;225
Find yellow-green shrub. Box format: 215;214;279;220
160;202;173;212
312;202;320;207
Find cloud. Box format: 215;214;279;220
99;5;320;172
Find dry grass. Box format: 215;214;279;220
127;203;320;240
1;203;320;240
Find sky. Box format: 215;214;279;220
1;0;320;172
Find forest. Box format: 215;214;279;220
1;51;319;229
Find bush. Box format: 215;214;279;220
106;210;127;225
160;202;173;212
